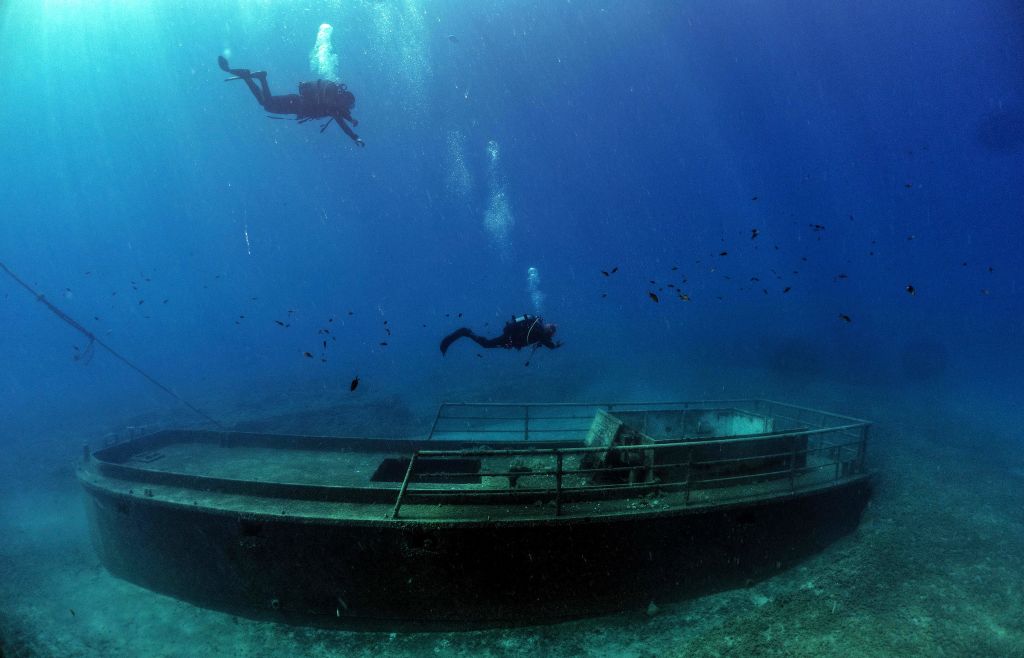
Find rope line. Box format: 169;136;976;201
1;261;223;428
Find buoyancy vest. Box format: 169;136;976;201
297;80;355;119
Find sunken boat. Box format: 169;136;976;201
78;399;873;625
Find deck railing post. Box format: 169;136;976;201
391;453;419;519
554;450;563;517
427;406;444;441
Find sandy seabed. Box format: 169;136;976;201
2;379;1023;658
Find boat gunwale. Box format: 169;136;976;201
78;470;873;528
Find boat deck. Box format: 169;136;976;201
81;399;871;524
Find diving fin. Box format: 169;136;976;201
217;55;250;81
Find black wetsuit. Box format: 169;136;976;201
440;315;560;355
219;56;363;145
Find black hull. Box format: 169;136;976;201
82;478;870;627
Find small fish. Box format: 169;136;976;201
458;313;463;318
648;292;659;303
611;267;618;274
907;235;915;241
303;352;313;358
751;228;759;239
750;277;760;282
600;293;608;298
783;287;792;293
987;266;994;273
719;251;728;256
905;284;916;295
274;320;286;327
476;353;483;358
349;377;359;391
671;266;678;271
287;309;296;316
810;224;825;232
904;183;913;189
138;299;145;305
94;316;101;321
239;315;246;319
839;314;852;323
834;273;848;281
649;280;656;285
347;311;354;315
69;608;76;617
678;293;690;302
601;270;610;277
379;341;388;346
751;196;759;201
162;299;168;304
447;34;459;43
322;340;327;349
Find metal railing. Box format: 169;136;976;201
426;399;867;442
393;400;870;519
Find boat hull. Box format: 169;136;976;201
82;477;870;626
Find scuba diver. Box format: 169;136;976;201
217;55;364;147
440;315;562;355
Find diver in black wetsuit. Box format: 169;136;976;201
218;56;364;147
440;315;562;355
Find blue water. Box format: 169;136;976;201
1;0;1023;652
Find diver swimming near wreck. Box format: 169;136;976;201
218;55;364;147
440;314;562;355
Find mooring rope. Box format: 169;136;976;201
0;261;223;428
